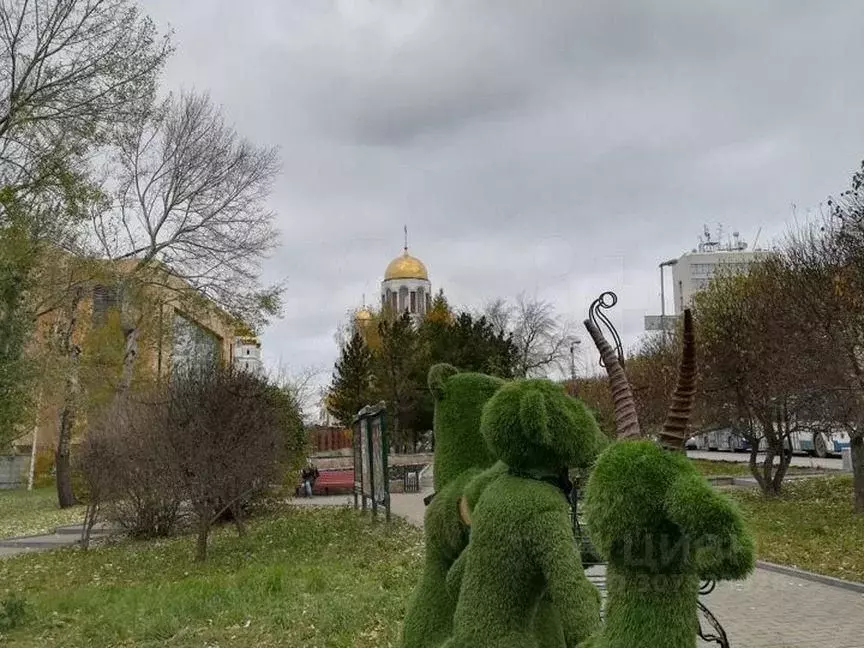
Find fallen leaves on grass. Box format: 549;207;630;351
0;507;423;648
0;488;84;539
730;476;864;583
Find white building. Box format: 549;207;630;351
670;229;771;314
233;335;263;375
351;230;433;339
379;238;432;326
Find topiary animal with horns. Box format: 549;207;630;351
581;309;755;648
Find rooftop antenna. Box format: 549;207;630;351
752;226;762;250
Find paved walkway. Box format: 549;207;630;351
0;523;112;558
687;450;844;471
291;491;864;648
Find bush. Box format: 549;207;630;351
80;392;183;539
167;366;295;560
80;367;305;559
0;595;29;632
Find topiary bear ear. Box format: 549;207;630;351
519;388;551;447
428;363;459;399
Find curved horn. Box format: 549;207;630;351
583;318;641;441
659;309;696;452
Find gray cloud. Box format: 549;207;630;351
141;0;864;399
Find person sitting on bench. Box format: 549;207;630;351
300;460;319;497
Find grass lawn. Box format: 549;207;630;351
730;475;864;583
0;487;85;539
0;507;423;647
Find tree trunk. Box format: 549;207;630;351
119;325;140;392
753;411;790;498
761;446;781;497
852;433;864;514
771;442;792;494
56;392;78;508
231;504;247;538
196;522;210;562
56;288;84;509
747;438;767;493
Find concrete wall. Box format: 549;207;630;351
0;456;29;489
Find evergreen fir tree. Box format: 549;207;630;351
376;313;425;451
327;330;374;427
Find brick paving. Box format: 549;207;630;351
292;490;864;648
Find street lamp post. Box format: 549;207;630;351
659;258;679;324
569;338;581;396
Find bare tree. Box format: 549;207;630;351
627;330;691;435
0;0;170;194
482;297;512;338
269;363;323;424
167;365;290;561
484;293;577;378
694;260;816;496
90;91;282;391
53;284;84;507
80;389;183;538
0;0;170;509
783;206;864;512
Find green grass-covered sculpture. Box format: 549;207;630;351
581;309;755;648
440;379;607;648
399;364;504;648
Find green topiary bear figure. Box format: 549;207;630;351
399;364;504;648
581;309;754;648
441;379;607;648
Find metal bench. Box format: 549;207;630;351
297;470;355;496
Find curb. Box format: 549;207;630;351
756;561;864;594
0;539;73;549
0;530;62;543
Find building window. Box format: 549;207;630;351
426;293;431;313
172;313;221;378
92;284;118;326
690;263;716;279
410;291;417;313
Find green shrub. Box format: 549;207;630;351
0;595;29;632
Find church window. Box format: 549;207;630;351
410;291;417;313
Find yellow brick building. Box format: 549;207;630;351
14;258;259;455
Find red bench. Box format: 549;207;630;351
297;470;355;496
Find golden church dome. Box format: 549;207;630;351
384;250;429;281
356;308;373;321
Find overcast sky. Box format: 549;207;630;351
141;0;864;403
